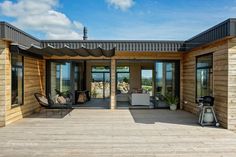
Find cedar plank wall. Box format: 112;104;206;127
0;40;46;125
183;40;229;128
0;41;8;126
5;57;45;125
228;38;236;130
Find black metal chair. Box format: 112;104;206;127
34;93;72;117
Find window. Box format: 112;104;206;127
156;62;175;97
74;65;80;91
92;66;110;73
196;54;213;100
50;62;71;98
11;54;23;107
141;69;153;96
155;61;177;108
91;66;110;98
116;66;130;93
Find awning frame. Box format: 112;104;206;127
10;44;116;59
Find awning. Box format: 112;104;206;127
10;44;116;58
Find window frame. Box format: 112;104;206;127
11;53;24;108
195;53;213;102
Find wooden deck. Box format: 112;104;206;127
1;109;236;157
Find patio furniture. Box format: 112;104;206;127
128;93;150;106
75;90;90;104
34;93;72;117
197;96;220;127
55;89;73;104
116;93;129;102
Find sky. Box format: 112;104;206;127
0;0;236;40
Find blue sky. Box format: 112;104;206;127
0;0;236;40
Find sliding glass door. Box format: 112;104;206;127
49;62;71;98
91;66;110;99
155;61;179;108
47;61;84;101
141;69;153;96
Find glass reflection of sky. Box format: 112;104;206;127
156;63;163;80
62;63;71;80
142;70;152;78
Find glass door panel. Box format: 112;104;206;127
91;73;104;98
155;62;176;108
104;73;110;98
91;66;110;99
165;63;175;95
141;69;153;96
50;62;71;98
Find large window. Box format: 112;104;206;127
116;66;130;93
196;54;213;100
11;54;23;107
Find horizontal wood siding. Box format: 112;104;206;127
0;40;8;127
183;40;229;128
228;38;236;130
5;53;45;125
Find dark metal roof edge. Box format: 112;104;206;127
184;36;233;53
41;40;184;43
1;18;236;52
186;18;236;42
0;21;40;41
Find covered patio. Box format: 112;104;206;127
1;109;236;157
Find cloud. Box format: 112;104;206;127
0;0;83;39
106;0;134;11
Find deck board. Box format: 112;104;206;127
1;109;236;157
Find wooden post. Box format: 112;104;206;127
110;59;116;110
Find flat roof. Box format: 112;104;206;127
1;18;236;52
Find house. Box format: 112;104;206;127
0;18;236;130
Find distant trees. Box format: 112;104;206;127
142;78;152;86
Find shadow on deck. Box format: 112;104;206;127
129;109;199;126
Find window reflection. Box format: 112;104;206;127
50;62;71;98
141;69;153;96
155;62;176;108
116;66;130;94
11;54;23;106
196;54;213;100
91;66;110;98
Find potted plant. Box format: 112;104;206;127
165;95;179;111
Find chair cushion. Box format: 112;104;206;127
38;96;49;105
57;96;67;104
77;93;87;103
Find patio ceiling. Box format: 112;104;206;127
10;44;116;58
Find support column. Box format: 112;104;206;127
0;40;9;127
110;59;116;110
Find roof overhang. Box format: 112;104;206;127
10;44;116;58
